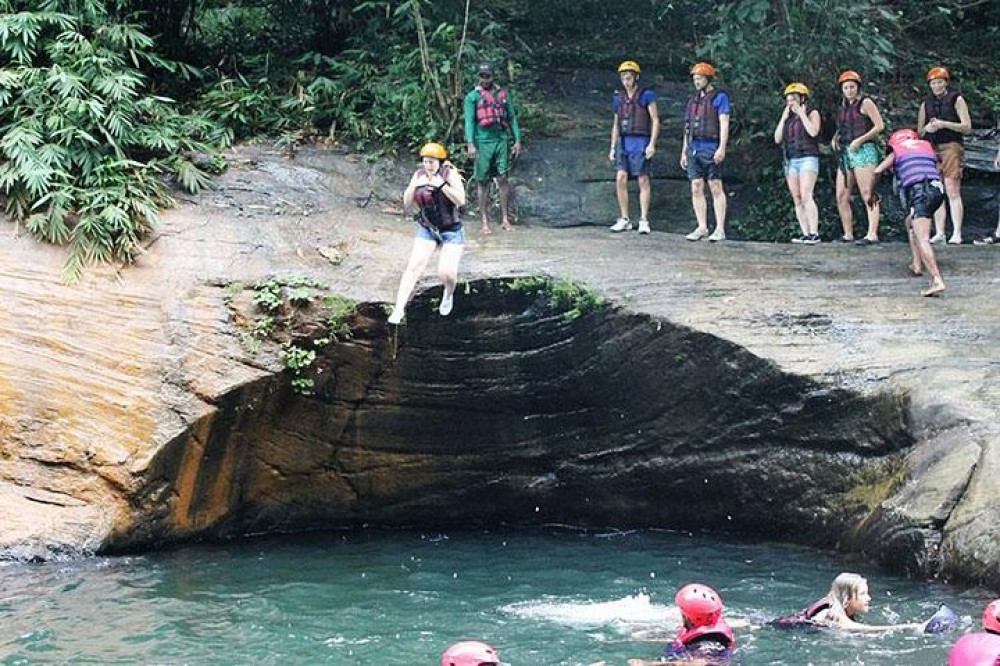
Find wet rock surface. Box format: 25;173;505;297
0;142;998;590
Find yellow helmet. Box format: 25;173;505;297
617;60;641;74
419;142;447;160
783;82;810;97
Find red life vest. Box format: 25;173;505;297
892;137;940;188
685;89;722;141
948;631;1000;666
782;109;820;159
923;89;964;145
835;96;874;145
475;86;509;129
413;164;461;231
617;87;652;136
674;617;736;650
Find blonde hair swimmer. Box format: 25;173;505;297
798;573;942;633
387;142;467;326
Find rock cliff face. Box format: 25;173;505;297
1;145;998;590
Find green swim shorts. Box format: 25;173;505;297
844;142;880;170
473;140;510;182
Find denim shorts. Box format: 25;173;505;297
615;142;652;178
687;148;723;181
416;225;465;245
784;156;820;175
902;180;945;220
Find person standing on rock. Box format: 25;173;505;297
464;63;523;235
608;60;660;235
917;66;972;245
874;129;946;297
387;142;467;325
832;70;884;245
774;82;822;245
681;62;731;242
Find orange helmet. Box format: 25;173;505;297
419;142;447;160
690;62;716;77
926;66;950;81
837;70;862;85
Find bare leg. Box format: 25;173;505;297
835;169;855;241
799;169;820;237
931;204;946;243
638;174;651;221
708;179;726;239
690;179;708;233
616;170;630;220
478;181;492;234
854;164;880;241
390;238;438;321
944;176;963;243
911;217;945;295
905;216;923;276
497;175;514;231
437;241;464;315
786;172;807;236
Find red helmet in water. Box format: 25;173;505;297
983;599;1000;634
675;584;724;627
889;128;919;149
441;641;501;666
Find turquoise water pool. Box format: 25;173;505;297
0;529;987;664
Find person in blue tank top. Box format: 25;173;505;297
874;129;946;297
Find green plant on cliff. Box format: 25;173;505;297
509;276;607;322
0;0;229;282
228;276;357;395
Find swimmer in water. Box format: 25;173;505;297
796;572;926;632
627;583;737;665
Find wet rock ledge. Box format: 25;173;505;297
0;146;997;590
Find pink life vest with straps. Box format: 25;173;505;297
475;86;509;129
673;617;736;650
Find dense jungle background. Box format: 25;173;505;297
2;0;999;279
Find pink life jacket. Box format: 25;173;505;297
948;632;1000;666
475;86;509;129
892;137;940;188
674;617;736;650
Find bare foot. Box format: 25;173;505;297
908;263;923;277
501;221;514;232
481;224;492;235
921;279;945;297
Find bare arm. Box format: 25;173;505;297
646;100;660;158
802;108;821;137
850;98;884;149
873;152;895;175
773;105;790;145
402;171;420;211
441;162;466;207
715;114;730;163
610;113;621;162
917;102;928;136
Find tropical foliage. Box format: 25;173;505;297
0;0;229;281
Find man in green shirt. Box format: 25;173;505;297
463;63;523;233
